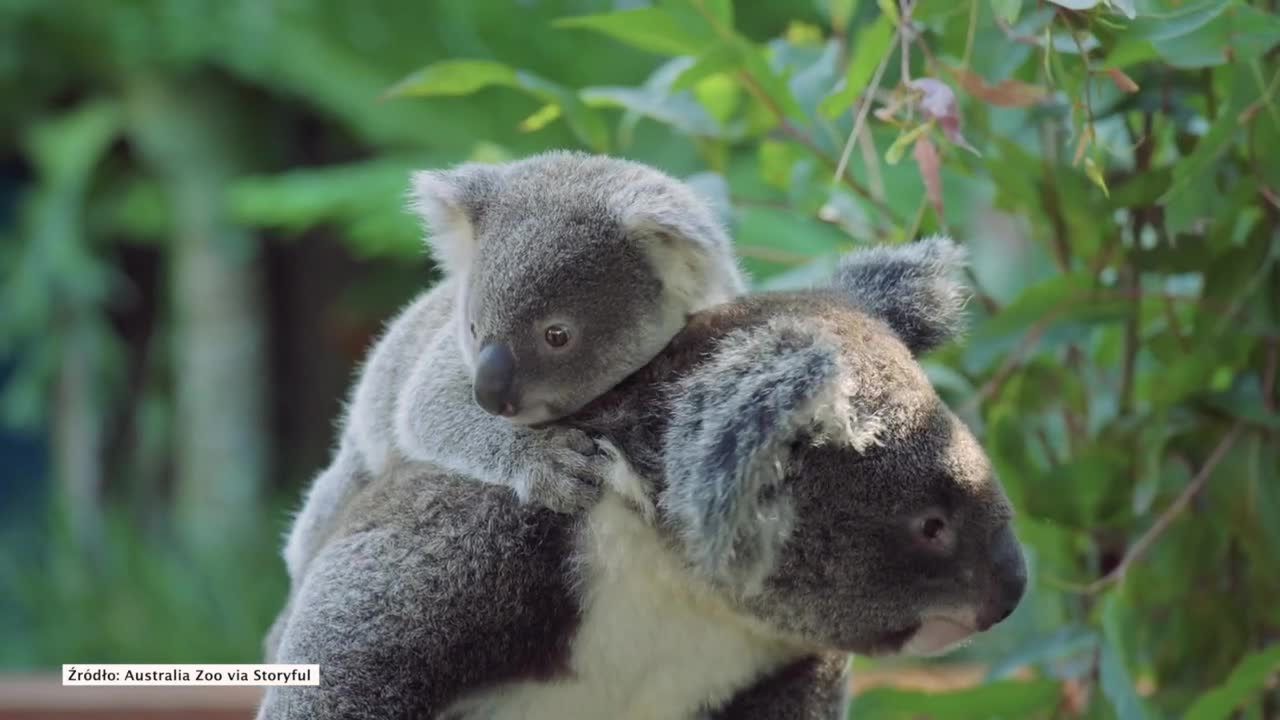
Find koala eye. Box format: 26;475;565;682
910;509;955;553
921;516;946;540
544;325;571;348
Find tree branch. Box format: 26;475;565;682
1083;423;1245;595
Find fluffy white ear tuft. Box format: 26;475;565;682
407;164;499;276
621;202;746;312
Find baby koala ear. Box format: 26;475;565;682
619;184;746;311
831;235;970;355
660;318;854;593
408;163;502;276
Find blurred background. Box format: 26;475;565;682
0;0;1277;717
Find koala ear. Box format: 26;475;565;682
620;192;746;311
660;319;873;592
408;163;501;276
831;235;970;355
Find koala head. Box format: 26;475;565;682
409;151;745;425
639;237;1024;658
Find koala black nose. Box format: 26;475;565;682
473;343;517;417
979;524;1027;630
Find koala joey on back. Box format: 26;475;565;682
279;152;745;590
260;237;1028;720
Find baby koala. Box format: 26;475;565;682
282;151;745;584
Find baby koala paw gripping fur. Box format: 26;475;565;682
513;426;608;514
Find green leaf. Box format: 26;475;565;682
583;56;724;141
755;254;843;291
692;73;741;124
884;122;932;165
1163;66;1247;234
679;0;733;29
1083;157;1109;197
1107;167;1172;208
1047;0;1100;8
1109;0;1137;19
228;157;424;258
1185;644;1280;720
741;41;806;120
852;679;1061;718
383;59;519;98
1124;0;1230;42
823;0;860;31
518;104;561;133
990;0;1023;25
1100;594;1151;720
819;14;895;118
1105;38;1160;69
383;60;610;151
673;44;745;91
758;139;802;188
1148;4;1280;68
877;0;900;25
554;8;705;56
512;71;612;152
24;100;121;183
986;626;1099;680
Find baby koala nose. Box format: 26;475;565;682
473;343;518;417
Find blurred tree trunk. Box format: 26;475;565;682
52;320;104;551
126;76;268;553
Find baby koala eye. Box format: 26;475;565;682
544;325;571;348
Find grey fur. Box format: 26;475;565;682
281;152;746;593
832;235;969;354
260;240;1026;720
661;317;840;592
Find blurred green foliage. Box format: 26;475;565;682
1;0;1278;718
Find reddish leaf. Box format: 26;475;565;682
948;66;1049;108
1072;124;1094;167
908;78;978;154
1104;68;1140;93
914;133;944;222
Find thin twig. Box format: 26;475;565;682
1118;263;1139;413
900;0;914;87
962;0;978;68
858;123;885;201
1265;337;1279;414
960;314;1056;416
1082;423;1245;595
686;0;902;224
833;45;895;185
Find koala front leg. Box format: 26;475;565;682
711;653;850;720
395;333;610;513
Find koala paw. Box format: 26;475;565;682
516;427;609;514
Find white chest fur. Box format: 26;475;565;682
445;492;801;720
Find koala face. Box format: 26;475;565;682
741;328;1021;657
461;223;686;424
409;151;744;425
655;237;1025;659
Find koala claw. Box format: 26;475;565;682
518;428;608;514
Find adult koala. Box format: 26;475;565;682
259;237;1027;720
